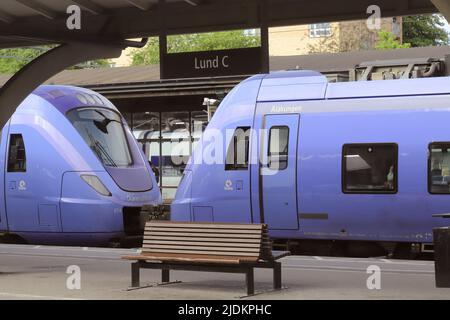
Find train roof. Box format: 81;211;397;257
30;85;117;114
256;70;450;102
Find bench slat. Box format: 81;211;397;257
145;231;262;239
143;244;261;253
123;253;259;264
147;221;264;230
143;240;261;248
141;248;260;257
144;235;262;243
146;227;262;234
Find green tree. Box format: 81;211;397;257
0;46;110;74
0;47;43;74
375;30;411;50
130;30;261;65
403;14;450;47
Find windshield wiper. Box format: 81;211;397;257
86;130;117;167
93;110;121;134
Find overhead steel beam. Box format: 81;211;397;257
0;41;123;128
184;0;201;6
0;10;15;24
14;0;59;19
431;0;450;21
71;0;106;15
125;0;154;11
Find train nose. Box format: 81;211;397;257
106;166;153;192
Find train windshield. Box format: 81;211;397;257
67;108;133;167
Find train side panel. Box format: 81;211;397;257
0;122;9;232
171;75;264;223
261;95;450;243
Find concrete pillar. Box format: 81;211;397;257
0;42;123;128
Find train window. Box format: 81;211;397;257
67;108;133;167
8;134;26;172
342;143;397;193
268;126;289;170
429;143;450;194
225;127;250;170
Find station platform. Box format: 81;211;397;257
0;244;448;300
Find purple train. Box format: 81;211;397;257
172;70;450;256
0;85;162;246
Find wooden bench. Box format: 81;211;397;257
122;220;290;296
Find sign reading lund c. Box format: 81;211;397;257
161;47;263;79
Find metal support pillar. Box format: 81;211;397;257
159;0;168;79
260;0;270;73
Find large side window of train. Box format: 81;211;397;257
7;134;26;172
429;143;450;194
342;143;397;194
268;126;289;170
225;127;250;170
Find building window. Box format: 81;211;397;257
8;134;26;172
243;29;260;37
226;127;251;170
309;23;332;38
342;143;397;193
268;126;289;170
429;143;450;194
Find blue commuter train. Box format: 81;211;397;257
0;85;162;246
171;70;450;256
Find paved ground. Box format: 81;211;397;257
0;244;449;300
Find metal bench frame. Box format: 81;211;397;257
129;256;284;296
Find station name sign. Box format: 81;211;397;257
161;47;263;79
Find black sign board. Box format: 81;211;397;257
161;47;263;79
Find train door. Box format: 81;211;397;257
0;125;8;232
4;132;40;232
260;114;300;230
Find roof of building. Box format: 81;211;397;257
2;45;450;99
7;45;450;85
0;0;436;49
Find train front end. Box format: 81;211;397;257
33;86;162;246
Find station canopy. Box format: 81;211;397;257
0;0;438;49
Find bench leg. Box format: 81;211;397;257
273;262;282;290
245;268;255;296
131;262;140;288
162;268;170;283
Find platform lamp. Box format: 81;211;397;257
203;97;220;122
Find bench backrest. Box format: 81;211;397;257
142;221;273;262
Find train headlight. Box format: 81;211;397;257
80;175;112;196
